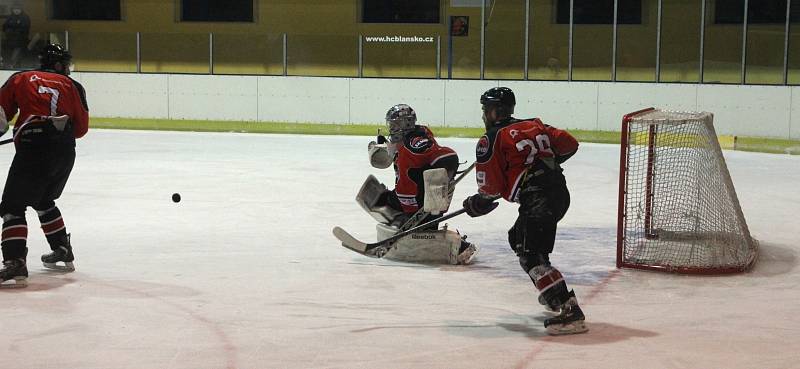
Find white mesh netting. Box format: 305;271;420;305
619;109;758;273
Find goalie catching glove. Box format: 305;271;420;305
368;140;393;169
463;193;499;217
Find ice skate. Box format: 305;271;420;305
457;238;477;265
41;235;75;271
0;259;28;288
539;293;560;313
543;295;588;335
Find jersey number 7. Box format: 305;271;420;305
38;86;61;116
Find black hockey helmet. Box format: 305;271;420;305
480;87;516;116
39;44;72;74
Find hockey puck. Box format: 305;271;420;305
172;193;181;203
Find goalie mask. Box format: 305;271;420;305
385;104;417;143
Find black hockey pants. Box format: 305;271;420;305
0;121;75;260
508;171;570;271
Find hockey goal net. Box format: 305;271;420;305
617;108;758;274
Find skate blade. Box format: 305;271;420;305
0;276;28;288
546;321;588;336
43;261;75;272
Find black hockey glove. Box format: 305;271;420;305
463;194;499;217
377;134;387;144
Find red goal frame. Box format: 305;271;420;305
616;108;756;274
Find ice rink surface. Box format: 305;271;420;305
1;129;798;369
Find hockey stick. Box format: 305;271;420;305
455;161;476;177
333;194;501;255
0;138;11;146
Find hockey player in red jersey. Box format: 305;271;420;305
376;104;459;216
362;104;476;264
461;87;586;335
0;44;89;288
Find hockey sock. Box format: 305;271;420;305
529;265;571;309
38;207;67;249
2;215;28;260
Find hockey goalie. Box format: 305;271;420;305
355;104;477;265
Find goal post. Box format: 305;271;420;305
617;108;758;274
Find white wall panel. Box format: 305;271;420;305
698;85;791;137
349;78;445;125
167;75;258;121
443;79;498;127
0;71;15;82
791;87;799;140
597;83;699;131
76;73;169;119
507;81;598;131
34;72;797;140
256;76;349;124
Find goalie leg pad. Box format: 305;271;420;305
422;168;452;215
382;228;465;265
376;223;400;242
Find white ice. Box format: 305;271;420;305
1;129;798;369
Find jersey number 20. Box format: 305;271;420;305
515;134;553;165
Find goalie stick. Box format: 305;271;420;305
333;207;469;257
334;161;477;257
455;161;475;177
333;194;501;257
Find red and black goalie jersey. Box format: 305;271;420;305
475;118;578;202
392;125;459;214
0;70;89;144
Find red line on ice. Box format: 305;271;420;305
514;269;622;369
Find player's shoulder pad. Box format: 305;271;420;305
502;118;547;135
476;129;499;164
69;77;89;110
0;71;25;89
403;126;434;154
512;117;543;125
